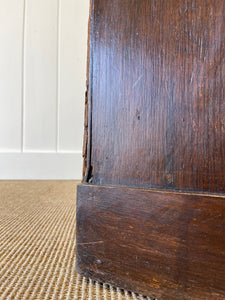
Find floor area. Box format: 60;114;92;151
0;181;153;300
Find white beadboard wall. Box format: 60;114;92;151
0;0;89;179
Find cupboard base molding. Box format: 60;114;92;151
76;183;225;300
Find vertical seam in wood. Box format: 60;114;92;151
21;0;27;153
56;0;61;153
83;0;94;183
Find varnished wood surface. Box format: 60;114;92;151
88;0;225;193
77;183;225;300
77;1;225;298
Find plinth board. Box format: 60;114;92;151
77;184;225;300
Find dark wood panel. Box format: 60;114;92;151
89;0;225;192
78;1;225;298
77;183;225;300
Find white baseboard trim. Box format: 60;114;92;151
0;152;83;180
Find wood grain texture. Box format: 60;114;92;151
77;184;225;300
89;0;225;193
77;0;225;298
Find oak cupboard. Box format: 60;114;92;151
76;1;225;299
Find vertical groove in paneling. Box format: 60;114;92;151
56;0;61;153
0;0;88;155
21;0;27;153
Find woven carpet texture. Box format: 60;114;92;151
0;181;155;300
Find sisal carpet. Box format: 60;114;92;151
0;181;154;300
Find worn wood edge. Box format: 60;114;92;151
75;266;157;300
82;0;94;183
76;183;225;300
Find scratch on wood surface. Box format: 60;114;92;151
77;241;104;246
133;75;143;88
